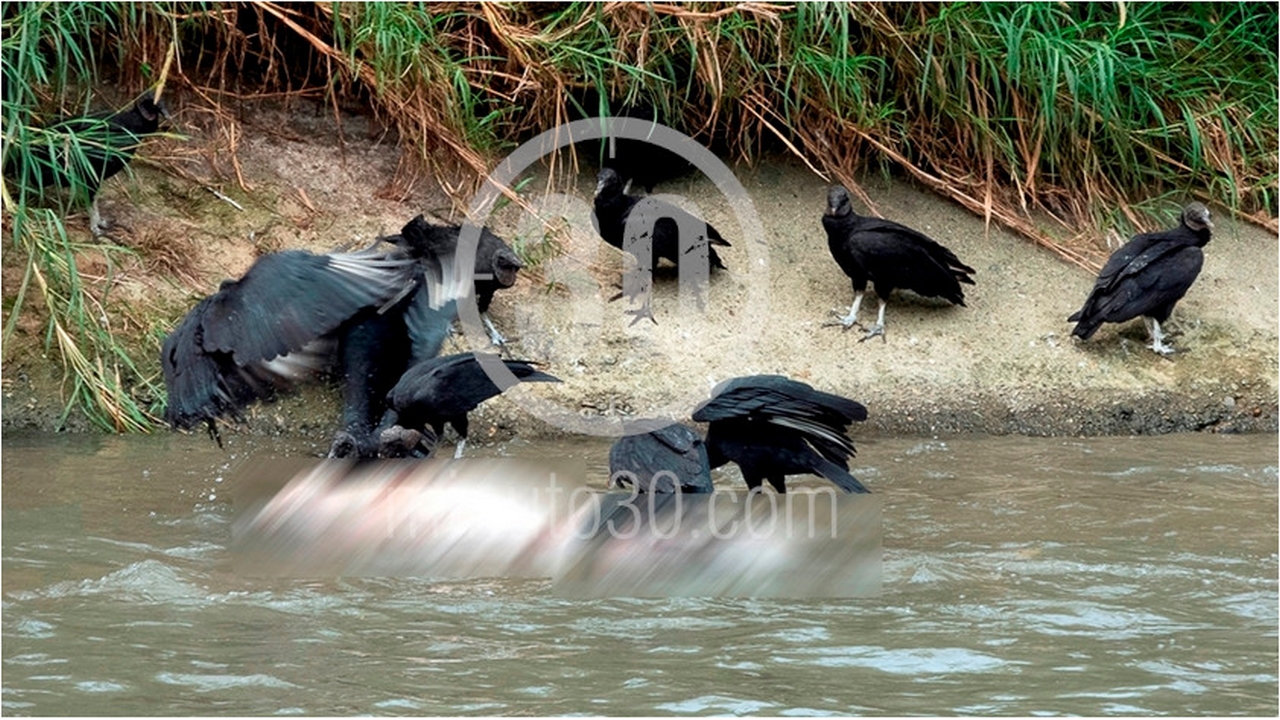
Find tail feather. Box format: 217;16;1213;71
710;246;727;270
771;416;856;464
810;455;870;494
1068;305;1102;339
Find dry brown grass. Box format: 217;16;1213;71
114;2;1267;275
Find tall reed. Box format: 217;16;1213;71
2;2;164;431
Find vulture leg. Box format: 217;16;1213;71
1144;317;1175;356
859;298;888;343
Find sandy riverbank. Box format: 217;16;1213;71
3;105;1275;442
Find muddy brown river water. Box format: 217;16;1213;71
2;431;1276;715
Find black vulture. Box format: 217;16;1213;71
1068;202;1213;355
5;90;168;236
163;214;474;456
161;245;416;444
395;217;524;347
328;282;458;459
593;167;730;323
691;375;869;494
822;186;975;342
329;309;411;458
379;353;560;459
609;422;713;494
328;216;466;458
592;167;730;273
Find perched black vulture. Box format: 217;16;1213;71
822;186;975;342
392;216;524;346
691;375;869;494
5;90;168;236
1068;202;1213;355
609;422;714;494
161;246;415;443
380;353;560;459
592;167;730;274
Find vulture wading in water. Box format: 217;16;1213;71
608;422;714;494
692;375;870;494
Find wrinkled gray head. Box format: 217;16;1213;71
826;186;853;217
1181;202;1213;232
595;167;625;199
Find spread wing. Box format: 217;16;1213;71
200;249;413;366
162;248;413;433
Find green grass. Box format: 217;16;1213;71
2;2;166;431
2;1;1276;431
165;3;1280;223
900;2;1278;227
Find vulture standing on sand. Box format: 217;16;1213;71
592;167;731;273
822;186;975;341
378;352;560;459
5;90;168;236
593;167;730;323
609;422;714;494
691;375;870;494
1068;202;1213;355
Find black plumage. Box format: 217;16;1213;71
592;167;730;273
6;90;168;235
393;216;524;346
1068;202;1213;355
564;90;695;193
329;306;413;459
609;422;713;493
380;353;560;458
161;246;415;442
822;186;975;341
691;375;869;494
330;283;460;458
328;216;465;458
